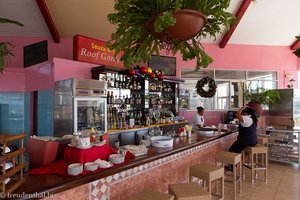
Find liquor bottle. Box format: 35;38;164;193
107;91;111;104
119;74;123;88
130;94;135;105
137;82;142;90
110;91;114;104
111;73;115;87
115;74;119;88
129;111;135;128
125;95;130;104
133;80;137;90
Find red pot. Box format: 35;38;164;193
247;102;263;116
146;9;207;42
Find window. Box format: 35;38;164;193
180;69;278;110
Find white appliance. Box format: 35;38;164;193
54;78;107;137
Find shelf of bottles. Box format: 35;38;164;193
148;80;175;108
95;69;180;131
105;73;147;130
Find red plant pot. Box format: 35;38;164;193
146;9;207;42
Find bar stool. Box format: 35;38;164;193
169;183;210;200
189;163;224;199
215;151;242;199
128;189;174;200
258;136;268;146
242;145;268;184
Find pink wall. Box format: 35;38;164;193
0;36;72;68
0;36;298;91
0;68;25;92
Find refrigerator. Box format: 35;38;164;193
53;78;107;137
269;89;300;129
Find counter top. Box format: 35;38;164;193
15;130;236;197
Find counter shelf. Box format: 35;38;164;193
257;128;300;168
14;130;236;198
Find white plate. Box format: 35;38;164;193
68;143;92;149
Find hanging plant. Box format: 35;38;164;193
107;0;236;71
196;77;217;98
292;36;300;58
0;17;24;73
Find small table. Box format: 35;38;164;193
64;144;117;164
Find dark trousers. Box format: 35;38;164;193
229;140;257;153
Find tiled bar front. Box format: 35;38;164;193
43;133;236;200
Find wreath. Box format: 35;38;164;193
196;77;217;98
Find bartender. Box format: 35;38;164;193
191;106;205;132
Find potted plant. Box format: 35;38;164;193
0;17;24;73
244;87;280;116
292;36;300;58
107;0;236;70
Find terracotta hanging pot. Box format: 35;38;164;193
247;102;263;117
146;9;208;42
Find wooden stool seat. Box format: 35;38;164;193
242;145;268;184
189;163;224;199
216;151;242;199
129;189;174;200
169;183;210;200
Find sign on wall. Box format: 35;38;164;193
73;34;124;68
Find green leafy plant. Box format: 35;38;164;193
107;0;236;70
244;87;280;105
293;36;300;58
0;17;24;73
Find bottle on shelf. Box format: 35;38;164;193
125;95;130;104
110;73;115;87
107;91;111;104
129;111;135;128
115;74;119;88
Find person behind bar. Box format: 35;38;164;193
229;105;258;153
191;106;205;132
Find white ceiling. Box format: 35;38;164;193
0;0;299;47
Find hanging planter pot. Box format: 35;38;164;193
146;9;208;43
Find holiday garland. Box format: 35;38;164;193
196;77;217;98
127;65;164;80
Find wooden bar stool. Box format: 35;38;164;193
129;189;174;200
258;136;268;146
189;163;224;199
215;151;242;199
242;145;268;184
169;183;210;200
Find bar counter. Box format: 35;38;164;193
15;130;237;200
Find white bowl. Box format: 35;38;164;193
84;162;98;171
109;154;125;164
151;136;173;148
68;163;83;176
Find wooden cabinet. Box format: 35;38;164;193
0;133;26;194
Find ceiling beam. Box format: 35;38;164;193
219;0;253;48
36;0;60;43
290;40;300;50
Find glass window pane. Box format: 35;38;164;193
215;70;246;80
216;81;229;109
181;68;214;79
180;79;214;110
230;82;244;109
247;71;277;80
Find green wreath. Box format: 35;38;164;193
196;77;217;98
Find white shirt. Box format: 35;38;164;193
240;115;253;127
191;114;204;132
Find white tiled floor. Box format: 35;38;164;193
222;161;300;200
